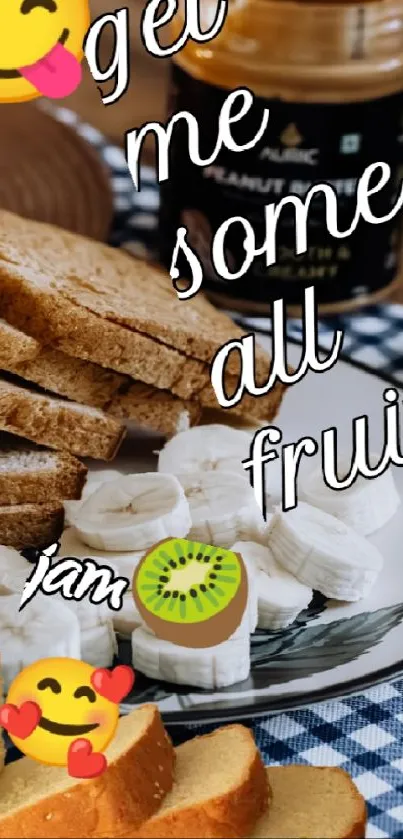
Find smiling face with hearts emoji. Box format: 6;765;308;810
0;0;89;103
1;659;135;778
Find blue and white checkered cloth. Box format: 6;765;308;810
28;108;403;837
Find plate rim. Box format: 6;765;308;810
126;337;403;724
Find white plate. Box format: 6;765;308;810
87;337;403;724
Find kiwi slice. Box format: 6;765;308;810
132;537;248;648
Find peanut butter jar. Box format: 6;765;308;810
158;0;403;314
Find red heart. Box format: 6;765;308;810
0;701;41;739
90;665;135;704
68;739;107;779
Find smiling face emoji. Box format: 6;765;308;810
7;658;119;766
0;0;90;103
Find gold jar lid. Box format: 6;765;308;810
174;0;403;101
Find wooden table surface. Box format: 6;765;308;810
69;0;403;304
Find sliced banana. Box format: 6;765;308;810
78;622;117;668
231;541;274;576
53;590;110;627
64;470;124;526
56;535;146;638
131;627;250;689
231;541;312;630
300;460;401;536
0;593;81;692
82;470;124;501
68;473;192;552
0;546;31;595
231;541;261;633
158;424;252;480
113;596;143;637
51;588;117;667
178;471;265;548
59;528;144;582
267;502;383;601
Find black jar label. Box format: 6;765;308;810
159;64;403;310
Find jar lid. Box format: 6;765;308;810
176;0;403;100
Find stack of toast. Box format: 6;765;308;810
0;209;285;551
0;704;367;838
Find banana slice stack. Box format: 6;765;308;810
0;593;81;692
231;541;312;630
0;546;32;596
58;528;145;641
1;423;400;695
131;627;251;690
177;471;266;548
158;424;253;480
300;461;400;536
267;502;384;601
68;473;191;552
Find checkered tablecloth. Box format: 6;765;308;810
26;107;403;837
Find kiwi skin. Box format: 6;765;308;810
132;538;248;649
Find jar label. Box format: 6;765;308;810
159;64;403;309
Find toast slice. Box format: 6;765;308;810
127;725;269;839
0;378;125;460
251;766;367;839
0;318;39;365
0;501;64;550
0;262;285;422
0;263;209;400
0;329;201;436
0;209;270;378
199;375;287;423
108;382;201;436
2;345;126;409
0;705;175;839
0;448;87;505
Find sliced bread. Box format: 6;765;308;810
3;347;127;409
0;263;209;400
0;337;200;437
108;383;201;436
0;448;87;505
0;319;39;366
199;374;287;423
0;705;175;839
126;725;269;839
0;501;64;549
251;766;367;839
0;378;125;460
0;262;285;422
0;209;269;378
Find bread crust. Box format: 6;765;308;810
6;349;126;409
199;376;287;423
251;766;367;839
120;728;269;839
0;501;64;550
0;212;284;421
0;319;39;365
108;384;201;437
0;248;285;422
0;325;201;436
0;209;269;379
0;378;125;461
0;264;208;400
0;450;87;505
0;706;175;839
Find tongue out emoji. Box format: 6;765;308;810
19;40;82;99
0;0;90;104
